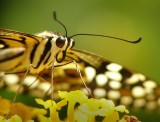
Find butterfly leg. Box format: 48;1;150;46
3;64;36;119
55;60;93;98
72;60;93;98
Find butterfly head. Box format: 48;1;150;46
36;31;75;63
37;31;74;51
55;36;75;63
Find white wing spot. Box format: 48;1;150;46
143;80;157;89
85;66;96;83
96;74;108;86
38;82;51;93
93;88;107;98
4;74;19;85
108;90;121;100
0;44;4;48
109;80;122;89
23;75;39;89
106;63;123;72
132;86;145;98
126;73;146;85
126;74;140;84
105;71;122;81
137;73;146;81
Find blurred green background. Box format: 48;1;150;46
0;0;160;121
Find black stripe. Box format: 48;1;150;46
0;51;24;63
44;53;51;65
30;43;39;63
35;37;52;68
0;35;41;46
0;37;26;45
1;29;41;44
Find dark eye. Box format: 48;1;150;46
56;37;66;48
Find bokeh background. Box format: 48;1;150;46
0;0;160;121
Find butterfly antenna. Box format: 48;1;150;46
53;11;68;37
70;33;142;44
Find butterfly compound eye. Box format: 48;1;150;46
56;37;66;48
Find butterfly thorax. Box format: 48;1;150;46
31;31;75;73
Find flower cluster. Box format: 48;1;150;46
0;90;129;122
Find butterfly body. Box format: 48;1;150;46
0;29;74;74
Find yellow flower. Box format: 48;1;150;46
59;90;88;122
0;90;132;122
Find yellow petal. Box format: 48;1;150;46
74;109;88;122
115;105;129;113
35;99;54;109
38;114;52;122
103;111;119;122
32;108;47;116
9;114;22;122
56;99;67;110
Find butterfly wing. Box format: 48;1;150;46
67;49;160;109
0;29;43;48
0;29;45;72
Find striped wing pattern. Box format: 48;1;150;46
0;29;42;48
0;29;44;73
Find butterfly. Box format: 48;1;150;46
0;12;159;111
